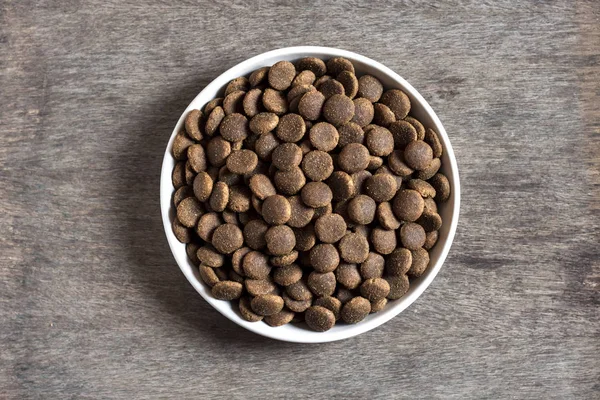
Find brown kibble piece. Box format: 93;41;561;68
264;309;295;327
365;126;394;156
337;70;359;99
248;174;276;200
172;131;194;160
185;109;203;141
251;294;284;316
314;213;347;243
243;88;263;118
276;113;305;142
268;61;296;91
408;248;430;277
309;122;339;152
274;264;303;286
400;222;426;250
274;166;306;195
249;66;269;87
294;224;316;251
212;223;244;254
239;296;263;322
209;181;229;212
206;136;231;167
373;103;396;127
319;79;345;99
385;275;410;300
364;173;397;203
297;57;327;76
360;278;390;301
308;271;336;296
187;144;207;173
339;232;370;263
314;296;342;320
429;173;451;202
242;251;272;279
282;293;311;312
416;158;441;180
172;162;186;189
265;225;296;255
326;171;356;202
425;128;443;158
242;219;268;250
405;116;426;140
370;297;388;313
262;195;291;225
226;149;258;175
231;247;251;275
327;57;355;76
227;185;251;212
424;230;438;250
270;249;298;266
351;170;372;194
310;244;340;273
393;189;424;222
204;98;223;116
360;252;385;279
223;90;246;115
407;179;436;198
286;279;313;301
220;113;249;142
388;150;414;178
287;84;315;103
388;120;417;149
186;243;200;265
292;70;316;87
417;210;443;232
323;94;355;126
172;218;191;243
357;75;384;102
341;296;371;324
302;150;333;181
185;161;196;185
313;203;332;220
405;142;434;174
336;123;362;148
287;195;314;228
335;263;362;290
336;287;355;304
351;97;374;127
301;182;333;208
249;112;279;135
222;209;238;225
370;228;396;255
298;90;326;121
386;248;412;276
225;76;250;95
272;143;303;171
305;306;336;332
347;195;376;225
197;245;224;268
254;131;280;161
196;212;221;241
177;197;204;228
380;89;411;119
212;281;243;300
338;143;370;173
263;88;288;115
199;265;220;287
377;202;401;230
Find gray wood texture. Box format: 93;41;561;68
1;1;598;398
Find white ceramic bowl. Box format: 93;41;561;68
160;46;460;343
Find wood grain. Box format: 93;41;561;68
1;1;598;398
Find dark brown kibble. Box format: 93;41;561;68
199;265;220;287
327;57;355;76
177;197;204;228
197;245;224;268
337;122;364;148
287;195;314;228
360;278;390;301
292;70;316;87
299;139;312;155
172;218;191;243
385;275;410;300
315;213;347;243
274;166;306;195
242;251;272;279
361;252;385;279
186;243;201;266
338;143;370;174
172;162;186;189
310;243;340;273
206;136;231;167
225;76;250;95
351;170;372;194
212;281;243;300
388;150;414;178
351;97;374;127
298;90;326;121
341;296;371;324
308;271;336;296
326;171;356;202
388;120;417;149
263;88;288;115
370;228;396;255
319;79;345;99
243;219;268;250
272;143;302;171
405;116;426;140
248;174;276;200
323;94;355;126
282;293;311;312
262;195;291;225
220;113;249;142
417;211;443;232
423;230;439;250
242;88;263;118
294;224;316;251
196;212;221;241
287;84;315;103
251;294;284;316
223;90;246;115
271;250;298;267
227;185;251;212
297;57;327;76
204;98;223;116
212;223;244;254
172;131;193;161
185;161;196;185
425;128;443;158
416;158;441;180
276;113;305;142
380;89;411;119
377;202;401;230
386;248;412;276
301;181;333;208
335;263;362;290
268;61;296;91
305;306;336;332
239;296;263;322
286;279;313;301
249;112;279;136
357;75;384;102
409;248;430;277
400;222;426;250
313;203;332;220
364;173;397;203
407;179;436;198
347;195;376;225
231;247;251;275
302;150;333;181
309;122;339;151
187;144;207;173
264;309;295;327
337;71;359;98
339;232;370;263
226;149;258;175
274;264;303;286
222;209;239;225
254;132;280;163
249;66;269;87
314;296;342;320
336;287;354;304
429;173;451;202
393;189;424;222
265;225;296;255
373;103;396;127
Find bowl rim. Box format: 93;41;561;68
160;46;460;343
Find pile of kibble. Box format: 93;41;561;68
170;56;450;332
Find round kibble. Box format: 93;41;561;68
301;150;333;181
400;222;426;250
297;57;327;76
283;293;311;312
301;182;333;208
205;106;225;136
380;89;411;119
337;70;359;98
262;195;291;225
385;275;410;300
326;171;355;202
249;112;279;136
416;158;441;180
226;149;258;175
274;166;306;195
417;211;443;232
364;174;397;203
370;297;388;313
309;122;339;151
424;197;438;214
271;250;298;267
314;213;347;243
225;76;249;95
231;247;251;275
187;144;207;173
223;90;245;115
204;98;223;116
409;248;430;277
341;296;371;324
388;120;417;149
243;219;268;250
274;264;303;286
360;252;385;279
373;103;396;127
287;195;314;228
172;162;186;189
172;218;191;243
228;185;251;212
197;245;224;268
276;113;305;142
242;251;271;279
177;197;204;228
425;128;443;158
264;309;295;327
292;70;316;87
212;223;243;254
376;202;401;230
393;189;424;222
265;225;296;256
172;131;194;160
424;230;439;250
357;75;383;102
314;296;342;320
407;179;436;198
429;173;451;202
337;122;364;147
272;143;302;171
351;97;374;127
294;224;316;251
405;116;426;139
310;243;340;273
319;79;345;99
185;109;203;141
242;88;263;118
212;281;243;300
287;84;315;102
323;94;355;126
262;88;288;114
339;143;370;173
386;248;412;276
286;279;313;301
366;126;394;156
196;212;221;241
347;195;376;225
335;263;362;290
248;174;276;200
327;57;355;75
219;113;249;142
370;228;396;255
248;66;269;86
298;90;326;121
313;203;332;220
305;306;335;332
206;136;231;167
239;296;263;322
339;232;370;263
268;61;296;91
199;265;219;287
308;271;336;296
222;209;238;225
254;133;280;162
251;294;284;316
404;140;433;171
360;278;390;301
351;170;372;194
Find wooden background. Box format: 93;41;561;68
1;1;598;398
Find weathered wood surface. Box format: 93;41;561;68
1;1;598;398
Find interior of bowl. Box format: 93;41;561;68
160;46;460;343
